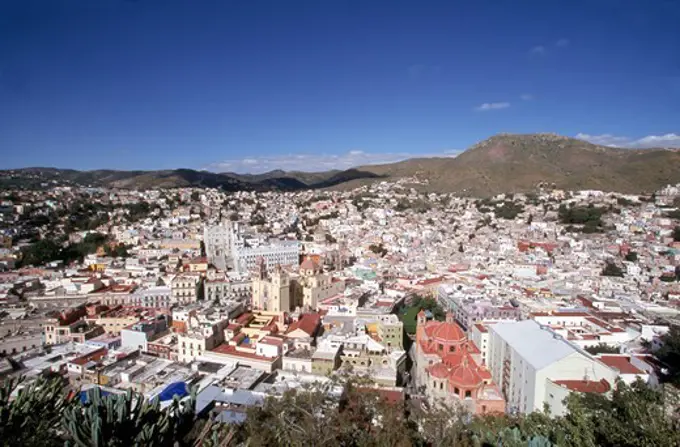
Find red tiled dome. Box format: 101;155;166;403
432;322;466;343
429;362;450;379
300;258;317;271
448;355;484;388
442;353;464;367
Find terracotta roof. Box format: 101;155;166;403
478;368;492;380
260;336;284;346
211;343;277;362
235;312;253;325
416;277;444;286
286;313;320;336
597;355;645;375
429;362;450;379
369;388;404;404
432;322;466;342
474;323;488;333
553;379;611;394
448;361;483;388
300;258;318;271
427;352;485;388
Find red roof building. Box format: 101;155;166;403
414;311;505;414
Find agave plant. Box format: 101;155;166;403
63;386;196;447
0;375;74;447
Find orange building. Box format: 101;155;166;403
414;310;505;414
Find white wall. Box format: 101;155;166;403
121;329;148;352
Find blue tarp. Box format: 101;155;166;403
157;381;188;402
79;389;111;404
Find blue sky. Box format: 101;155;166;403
1;0;679;173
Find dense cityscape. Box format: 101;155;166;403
1;177;679;445
3;1;680;445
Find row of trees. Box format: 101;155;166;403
17;232;114;268
2;374;679;447
558;204;608;233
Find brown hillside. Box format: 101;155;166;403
357;134;680;196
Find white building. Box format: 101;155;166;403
204;223;233;270
487;320;617;416
136;286;172;308
204;221;300;274
171;274;202;305
531;311;632;349
233;239;299;273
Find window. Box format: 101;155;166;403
449;346;455;352
438;343;443;351
465;390;471;398
454;387;459;394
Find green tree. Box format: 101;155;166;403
653;325;680;386
18;239;62;267
673;226;680;242
565;380;680;447
601;261;624;277
624;251;638;262
410;295;446;321
368;243;388;257
584;343;620;355
494;201;525;220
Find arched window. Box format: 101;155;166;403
465;390;472;398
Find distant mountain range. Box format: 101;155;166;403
3;134;680;196
0;166;383;193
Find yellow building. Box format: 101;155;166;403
294;258;345;310
89;263;106;273
252;261;291;312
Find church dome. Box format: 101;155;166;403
432;321;466;343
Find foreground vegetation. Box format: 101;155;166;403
2;373;679;447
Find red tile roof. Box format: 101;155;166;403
358;387;405;405
286;313;320;337
432;322;466;342
300;258;319;271
260;336;284;346
211;343;277;362
597;355;645;375
474;323;488;333
553;379;611;394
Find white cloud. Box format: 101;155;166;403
632;134;680;147
205;151;408;173
203;148;461;174
530;45;546;55
576;133;680;148
574;133;631;147
520;94;534;101
475;102;511;111
556;38;570;47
